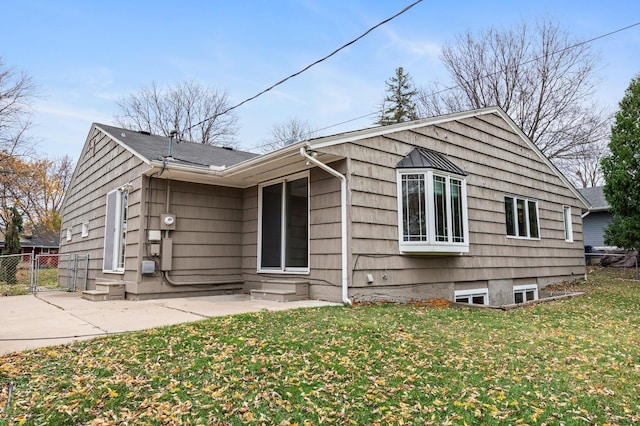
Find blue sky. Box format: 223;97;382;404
2;0;639;160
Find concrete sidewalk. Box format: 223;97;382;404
0;292;338;356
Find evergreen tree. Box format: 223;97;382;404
2;206;23;284
601;74;640;250
377;67;419;126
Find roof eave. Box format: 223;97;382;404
589;206;610;212
144;141;343;188
307;107;500;150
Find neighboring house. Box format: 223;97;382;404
0;228;60;260
59;107;588;306
577;186;613;249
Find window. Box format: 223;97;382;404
41;248;50;254
563;206;573;242
514;284;538;303
66;228;72;242
82;222;89;238
505;195;539;238
103;188;128;273
258;174;309;272
398;171;468;253
455;288;488;305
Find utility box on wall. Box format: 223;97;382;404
141;260;156;274
161;238;173;271
160;213;176;230
148;229;161;242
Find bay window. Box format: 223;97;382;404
397;169;469;254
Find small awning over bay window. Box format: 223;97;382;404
396;147;468;176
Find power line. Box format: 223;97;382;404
250;111;379;151
186;0;423;132
428;21;640;98
311;111;379;134
306;20;640;139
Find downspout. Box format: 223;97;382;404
300;147;351;305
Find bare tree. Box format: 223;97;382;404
260;117;316;153
0;57;37;158
554;108;611;188
417;18;607;166
563;141;608;188
43;155;74;218
115;80;239;147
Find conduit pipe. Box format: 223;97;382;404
161;178;239;287
163;271;242;287
300;147;352;305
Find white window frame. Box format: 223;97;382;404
397;169;469;254
513;284;538;304
41;247;50;254
454;288;489;305
563;206;573;242
505;195;540;239
82;222;89;238
257;172;310;274
66;227;72;242
103;188;128;273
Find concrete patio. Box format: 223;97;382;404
0;291;339;355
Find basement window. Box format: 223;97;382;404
454;288;489;305
514;284;538;304
396;148;469;254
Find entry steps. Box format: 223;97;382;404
250;280;309;302
82;279;125;301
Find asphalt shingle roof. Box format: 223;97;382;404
96;123;259;168
0;228;59;248
578;186;609;210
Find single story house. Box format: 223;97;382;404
0;228;60;261
59;107;588;306
577;186;613;249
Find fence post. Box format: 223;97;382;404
72;254;78;292
83;254;89;291
30;253;35;293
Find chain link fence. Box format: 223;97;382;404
0;253;89;294
0;253;31;287
33;253;89;292
55;253;88;292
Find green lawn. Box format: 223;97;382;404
1;268;639;425
1;265;69;296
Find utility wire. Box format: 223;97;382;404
250;111;379;151
428;21;640;98
311;111;380;134
186;0;423;132
301;20;640;142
